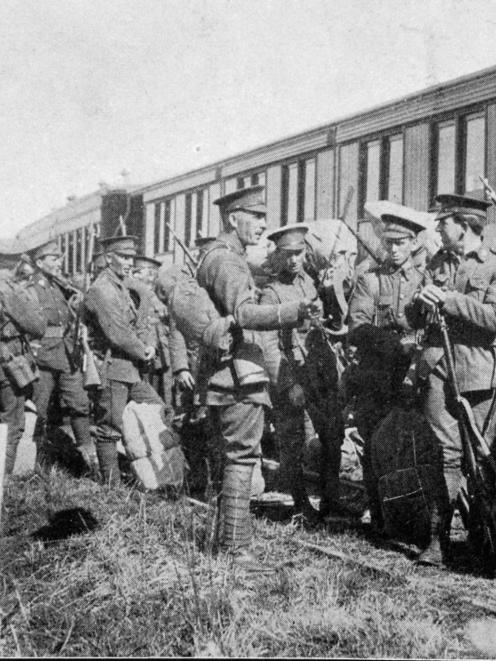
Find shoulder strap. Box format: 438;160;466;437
195;240;231;279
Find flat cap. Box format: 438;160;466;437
33;240;63;261
213;185;266;214
432;194;491;221
267;223;309;250
99;235;138;256
134;255;162;270
382;211;430;239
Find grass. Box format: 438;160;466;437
1;466;496;658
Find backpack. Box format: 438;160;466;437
156;262;233;351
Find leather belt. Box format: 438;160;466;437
44;326;65;338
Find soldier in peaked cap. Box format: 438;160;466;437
261;223;346;521
347;207;429;532
129;254;175;411
83;235;165;486
29;240;94;469
407;193;496;566
196;186;320;570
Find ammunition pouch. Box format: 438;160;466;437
3;353;39;389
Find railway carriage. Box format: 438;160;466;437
9;65;496;272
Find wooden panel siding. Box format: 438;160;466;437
338;142;359;228
316;148;335;219
142;168;217;203
266;165;283;230
486;104;496;225
222;129;329;177
404;123;430;211
336;69;496;144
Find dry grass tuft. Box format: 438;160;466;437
0;467;495;657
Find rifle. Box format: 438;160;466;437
72;225;102;390
479;175;496;205
165;222;198;268
436;307;496;571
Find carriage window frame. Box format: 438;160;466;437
281;156;316;225
430;105;487;205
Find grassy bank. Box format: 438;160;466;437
1;467;495;658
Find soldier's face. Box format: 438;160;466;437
108;251;134;278
37;254;63;277
281;248;306;275
229;211;266;246
436;215;464;251
383;237;417;266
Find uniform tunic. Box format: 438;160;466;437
31;271;90;449
196;231;302;465
347;257;425;524
407;245;496;502
83;267;162;445
0;276;46;473
260;269;343;503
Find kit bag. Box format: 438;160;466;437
121;401;186;490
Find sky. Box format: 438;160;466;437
2;0;496;237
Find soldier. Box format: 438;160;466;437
196;185;320;571
130;255;173;408
30;241;94;468
408;194;496;566
347;209;428;530
260;223;346;521
0;269;46;478
82;235;164;486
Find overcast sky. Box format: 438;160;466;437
2;0;496;237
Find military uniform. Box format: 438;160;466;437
0;274;45;474
408;194;496;565
83;236;163;485
30;242;92;462
347;210;428;528
196;186;312;565
261;224;343;518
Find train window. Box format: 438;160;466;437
154;202;161;255
163;199;173;253
365;140;381;202
76;228;83;273
196;190;204;239
303;158;316;220
185;193;193;247
67;233;74;275
224;178;237;194
436;121;456;195
237;177;244;189
387;134;403;203
283;162;299;225
464;113;485;196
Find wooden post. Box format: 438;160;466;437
0;423;8;535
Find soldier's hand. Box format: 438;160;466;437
416;284;447;309
298;298;321;320
175;370;195;390
144;345;156;362
69;290;84;311
287;383;305;409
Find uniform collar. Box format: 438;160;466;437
384;258;414;279
104;266;126;286
217;231;245;256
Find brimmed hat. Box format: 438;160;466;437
432;194;490;222
134;255;161;270
267;223;309;250
213;185;266;215
364;201;431;239
99;235;138;256
33;240;63;261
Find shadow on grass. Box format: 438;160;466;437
32;507;99;543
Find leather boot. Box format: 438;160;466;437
416;499;453;567
96;440;121;487
71;416;98;475
220;463;274;573
319;435;350;520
